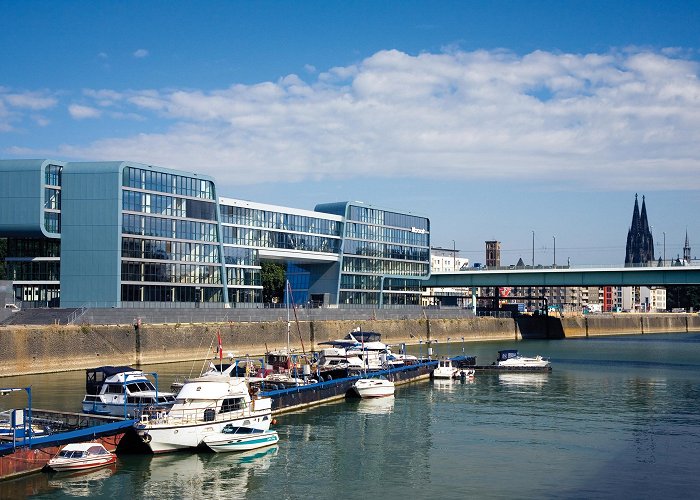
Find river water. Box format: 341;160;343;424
2;332;700;499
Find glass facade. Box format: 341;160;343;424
336;203;430;306
0;160;430;309
219;200;344;306
120;166;223;305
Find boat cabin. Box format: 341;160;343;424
497;350;520;362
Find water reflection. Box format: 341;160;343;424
46;465;116;497
498;373;550;388
355;396;395;414
137;447;278;498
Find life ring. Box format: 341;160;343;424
142;433;152;444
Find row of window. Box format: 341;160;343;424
122;190;217;221
7;260;60;281
121;284;224;303
122;214;219;242
341;257;430;277
339;276;423;293
338;290;421;305
343;240;429;261
220;206;342;236
221;226;340;253
121;237;221;264
121;261;223;284
44;188;61;210
345;222;429;247
223;246;258;266
45;164;62;187
122;167;215;200
225;267;260;286
44;212;60;234
8;239;60;258
348;206;429;231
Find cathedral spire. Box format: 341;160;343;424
625;194;654;266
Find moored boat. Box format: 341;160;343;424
352;377;395;398
45;442;116;472
81;366;176;418
433;358;458;379
496;350;551;368
133;364;273;454
202;425;279;453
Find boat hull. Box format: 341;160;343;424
352;379;395;398
46;454;116;472
203;431;279;453
135;409;273;454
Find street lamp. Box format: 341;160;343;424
663;231;666;267
452;240;456;271
553;235;556;268
531;230;535;267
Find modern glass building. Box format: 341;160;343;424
0;160;431;308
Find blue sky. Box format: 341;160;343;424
2;1;699;266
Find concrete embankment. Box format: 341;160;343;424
1;314;699;377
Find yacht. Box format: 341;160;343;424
433;358;459;379
46;442;116;472
202;425;279;453
318;330;417;373
496;350;551;368
134;365;273;454
81;366;176;417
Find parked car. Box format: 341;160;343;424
4;303;20;312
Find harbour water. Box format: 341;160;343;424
2;332;700;499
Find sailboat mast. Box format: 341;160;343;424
286;280;291;355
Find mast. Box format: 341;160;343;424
286;280;291;355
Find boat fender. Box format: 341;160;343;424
271;418;278;425
142;433;152;444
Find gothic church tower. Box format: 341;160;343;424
625;194;655;266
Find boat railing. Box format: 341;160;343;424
137;399;264;426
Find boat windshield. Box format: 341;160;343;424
58;450;87;458
221;425;263;435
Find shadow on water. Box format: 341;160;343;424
516;315;566;340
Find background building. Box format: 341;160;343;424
0;160;430;308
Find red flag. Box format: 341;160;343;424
217;331;223;363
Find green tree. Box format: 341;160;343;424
666;285;700;312
260;261;285;303
0;238;6;280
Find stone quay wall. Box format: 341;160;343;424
1;314;699;377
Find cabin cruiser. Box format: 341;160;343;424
82;366;176;417
433;358;459;379
318;330;417;374
134;364;273;453
351;377;395;398
496;350;551;368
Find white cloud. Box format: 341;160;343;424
68;104;102;119
3;91;57;110
38;48;700;190
133;49;149;58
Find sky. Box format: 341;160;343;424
1;0;699;267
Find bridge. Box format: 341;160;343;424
424;265;700;288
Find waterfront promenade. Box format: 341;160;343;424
1;310;699;377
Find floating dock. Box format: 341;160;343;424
0;409;136;481
261;360;437;415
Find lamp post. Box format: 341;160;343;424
663;231;666;267
447;337;451;357
553;235;556;268
531;230;535;267
461;336;465;354
452;240;456;271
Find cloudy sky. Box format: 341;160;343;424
1;1;699;266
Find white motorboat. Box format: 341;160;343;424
496;350;551;368
352;377;395;398
318;329;417;373
202;424;279;453
454;368;476;380
433;358;458;379
46;442;116;472
134;364;273;454
82;366;176;417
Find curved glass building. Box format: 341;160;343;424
0;160;430;308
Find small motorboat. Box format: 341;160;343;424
453;368;476;380
202;424;279;453
433;358;458;379
46;442;116;472
351;377;395;398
